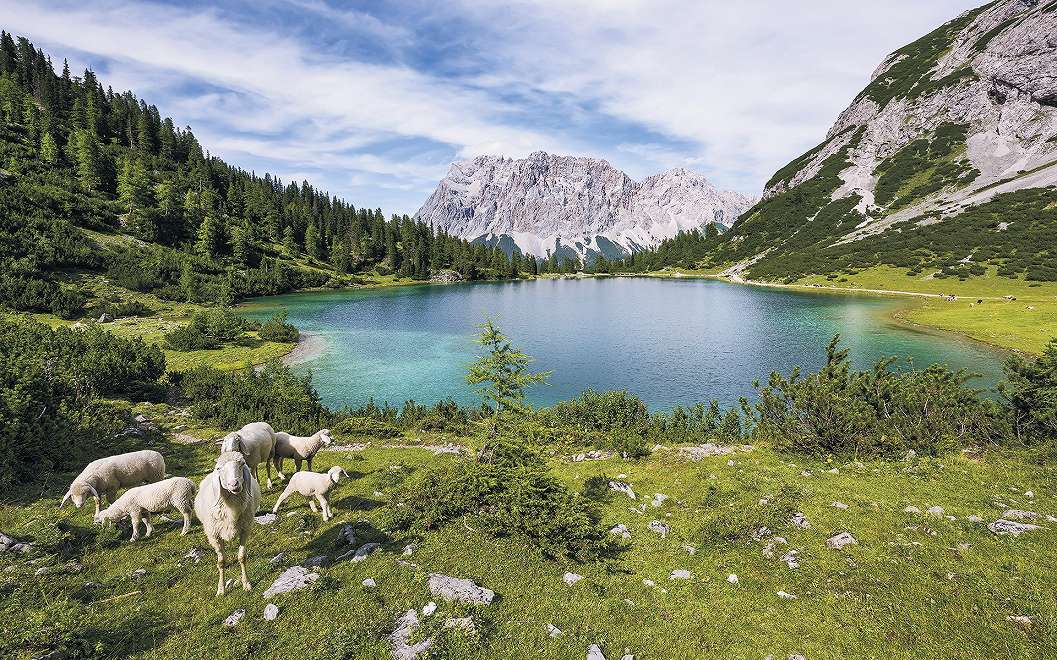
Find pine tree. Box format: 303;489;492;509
196;210;224;258
305;221;323;259
467;319;550;436
117;153;155;237
39;131;58;164
282;225;298;257
231;221;252;266
74;129;101;191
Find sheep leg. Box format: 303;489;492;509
265;457;274;490
294;458;303;473
309;499;318;513
143;513;153;538
129;511;142;541
213;544;226;596
272;485;295;514
93;496;101;517
307;455;314;471
237;534;251;591
180;508;192;535
273;457;286;482
317;494;330;521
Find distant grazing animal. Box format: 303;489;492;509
94;477;196;541
272;466;350;522
60;450;166;516
195;451;261;596
273;429;333;480
220;422;277;489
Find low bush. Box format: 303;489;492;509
1002;338;1057;447
258;311;299;343
106;299;152;318
163;307;251;351
388;440;614;561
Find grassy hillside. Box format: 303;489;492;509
2;415;1055;659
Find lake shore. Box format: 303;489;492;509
282;330;327;366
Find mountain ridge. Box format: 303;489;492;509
415;151;753;261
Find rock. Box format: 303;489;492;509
340;524;357;546
789;655;807;660
362;578;376;588
826;532;858;549
35;561;83;576
0;532;30;554
587;643;608;660
402;544;415;556
546;623;563;638
428;573;495;605
269;552;286;565
444;616;476;635
223;609;245;628
827;468;840;474
669;569;692;580
254;513;278;525
777;590;797;600
1024;491;1034;499
680;443;740;460
1008;614;1033;628
263;566;319;598
926;506;945;517
800;470;812;478
609;481;636;500
302;555;330;568
430;269;463;284
1003;509;1038;521
390;609;431;660
683;544;697;555
131;568;147;578
97;313;113;323
621;655;635;660
563;572;584;586
422;602;437;617
904;506;921;514
904;449;916;462
134;413;149;423
263;603;280;621
781;550;800;569
183;547;206;563
832;501;849;510
727;459;735;466
727;573;739;584
790;512;811;528
651;493;669;507
647;520;671;538
988;519;1041;536
642;578;656;587
609;524;631;539
350;542;379;562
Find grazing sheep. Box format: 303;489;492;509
60;450;166;516
272;466;350;521
220;422;277;489
273;429;333;480
194;451;261;596
94;477;196;541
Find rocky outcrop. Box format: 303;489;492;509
416;152;753;260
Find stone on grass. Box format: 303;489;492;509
777;590;797;600
302;555;329;568
391;609;431;660
263;603;279;621
647;520;671;538
826;532;858;550
223;609;245;628
269;552;286;565
428;573;495;605
832;501;849;510
563;572;584;586
263;566;319;598
790;512;811;528
651;493;669;507
587;644;607;660
546;623;563;638
680;443;738;460
402;545;415;556
421;601;438;617
1003;509;1037;521
362;578;376;588
669;569;692;580
926;506;944;517
904;506;921;514
609;524;631;539
184;547;206;564
683;544;697;555
1025;491;1034;499
351;542;379;561
827;468;839;474
727;573;739;584
609;481;636;500
988;519;1040;536
1008;615;1033;628
643;578;656;587
781;550;800;569
254;513;277;525
0;531;31;554
340;524;357;546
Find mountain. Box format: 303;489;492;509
415;151;753;261
717;0;1057;282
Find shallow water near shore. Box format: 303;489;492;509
241;277;1006;411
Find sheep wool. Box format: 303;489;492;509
221;421;278;489
61;450;166;516
95;476;196;541
273;428;333;479
195;451;261;596
272;465;349;522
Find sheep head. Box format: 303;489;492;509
60;481;98;508
220;432;246;455
318;429;333;446
327;465;349;484
93;506;120;526
214;451;251;496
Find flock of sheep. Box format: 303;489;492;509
59;422;349;595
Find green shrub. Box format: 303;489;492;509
604;429;651;459
388;440;614;561
164;307;251;351
106;299;152;317
698;482;804;545
1002;338;1057;446
50;287;86;319
331;415;403;440
258;310;299;343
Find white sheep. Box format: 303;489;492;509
194;451;261;596
272;466;350;522
93;477;196;541
60;450;166;516
272;428;333;480
220;421;277;489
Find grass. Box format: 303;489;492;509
2;409;1055;658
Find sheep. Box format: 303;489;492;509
272;466;350;522
93;477;196;541
194;451;261;596
272;428;333;481
60;450;166;517
220;421;277;489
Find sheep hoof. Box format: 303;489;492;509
242;581;252;592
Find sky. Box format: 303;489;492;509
3;0;983;214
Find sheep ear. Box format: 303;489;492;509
341;468;350;479
60;491;71;508
87;483;98;499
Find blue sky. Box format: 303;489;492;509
5;0;981;214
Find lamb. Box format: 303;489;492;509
272;428;333;480
60;450;166;516
272;466;350;522
94;477;196;541
194;451;261;596
220;421;277;489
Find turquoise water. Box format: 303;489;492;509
241;277;1006;411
